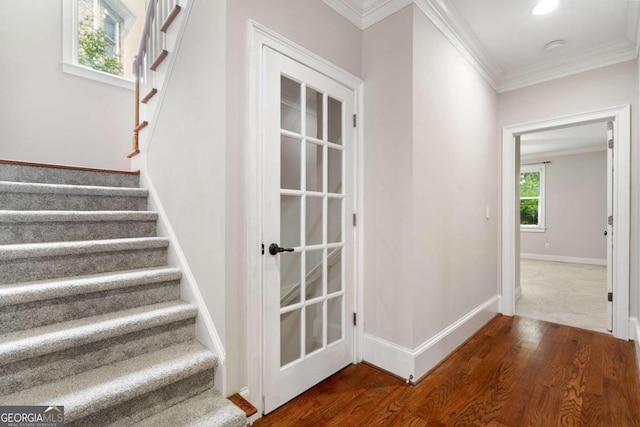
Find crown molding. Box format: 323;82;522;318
323;0;367;28
520;145;607;161
324;0;640;93
413;0;500;89
626;0;640;55
360;0;413;29
499;39;638;92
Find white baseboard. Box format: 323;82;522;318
362;333;414;382
362;295;500;381
140;171;227;393
630;317;640;376
239;386;250;399
521;253;606;266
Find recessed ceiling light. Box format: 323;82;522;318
543;40;565;52
533;0;559;15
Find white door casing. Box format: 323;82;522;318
501;105;631;340
606;123;614;332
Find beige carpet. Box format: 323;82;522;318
517;258;609;334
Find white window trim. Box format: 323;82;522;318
62;0;135;91
520;163;545;232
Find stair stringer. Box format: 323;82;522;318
139;170;227;394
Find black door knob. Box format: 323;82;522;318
269;243;295;255
604;230;608;236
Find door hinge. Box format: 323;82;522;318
608;139;614;149
608;292;613;302
608;215;613;226
353;312;357;326
353;213;357;227
261;243;265;255
353;114;357;128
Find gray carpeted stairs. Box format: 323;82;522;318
0;162;246;427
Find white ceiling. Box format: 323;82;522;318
323;0;640;91
520;122;608;158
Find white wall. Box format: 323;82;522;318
362;6;415;349
521;151;607;261
144;0;227;353
360;5;499;378
0;0;132;170
498;60;639;319
411;6;499;348
225;0;363;393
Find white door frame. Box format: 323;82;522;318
246;21;365;418
501;105;631;340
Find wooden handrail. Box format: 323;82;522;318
130;0;181;159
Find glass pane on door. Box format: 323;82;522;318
277;72;347;371
281;309;301;366
305;249;324;300
281;135;301;190
328;148;342;194
306;196;323;246
306;142;323;193
281;195;301;248
306;87;324;140
281;76;301;133
327;248;342;294
327;97;342;145
327;198;342;244
327;296;342;345
281;252;301;307
306;301;324;354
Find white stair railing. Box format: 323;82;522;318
129;0;182;158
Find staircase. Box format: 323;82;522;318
0;161;246;427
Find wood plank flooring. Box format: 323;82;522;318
254;315;640;426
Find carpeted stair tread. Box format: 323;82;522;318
0;300;197;365
0;161;140;188
0;267;182;307
0;341;217;423
0;237;169;260
0;210;158;222
0;181;148;197
131;389;247;427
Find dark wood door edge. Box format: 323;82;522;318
228;393;258;417
0;159;140;175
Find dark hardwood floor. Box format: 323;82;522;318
254;315;640;426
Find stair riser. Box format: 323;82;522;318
0;164;140;188
0;281;180;334
0;319;195;395
0;248;168;284
0;193;148;211
70;369;216;427
0;220;157;244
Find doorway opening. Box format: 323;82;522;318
516;122;611;333
501;105;630;340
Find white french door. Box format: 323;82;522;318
262;47;356;414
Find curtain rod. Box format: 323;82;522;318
521;161;551;166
